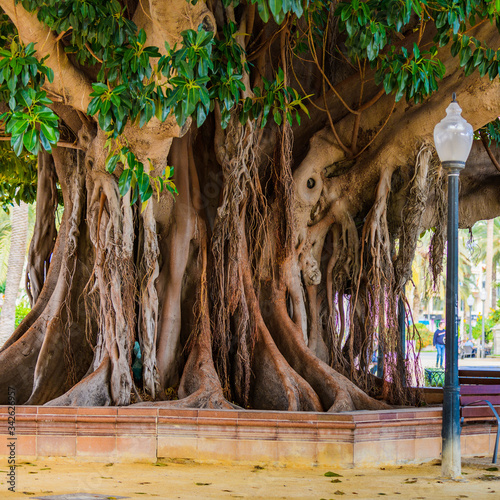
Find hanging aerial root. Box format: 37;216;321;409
429;164;447;288
87;170;136;406
139;199;160;399
272;121;295;261
135;220;237;410
211;117;267;403
394;144;434;291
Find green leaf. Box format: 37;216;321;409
87;96;102;116
39;122;57;143
91;83;109;96
130;185;139;206
473;49;484;67
257;0;271;23
395;87;405;102
39;130;52;152
11;133;24;156
141;185;153;203
488;61;499;80
23;127;38;153
119;168;133;197
196;103;208;126
138;29;147;45
383;72;393;94
138;172;149;197
18;89;33;108
269;0;283;20
106;154;119;173
10;119;29;137
459;46;472;67
478;60;488;77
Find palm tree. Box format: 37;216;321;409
0;202;29;346
471;217;500;310
0;210;11;284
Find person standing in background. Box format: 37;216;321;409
433;320;446;368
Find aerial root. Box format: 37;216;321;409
263;284;389;412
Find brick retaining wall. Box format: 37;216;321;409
0;406;497;466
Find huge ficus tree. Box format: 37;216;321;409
0;0;500;411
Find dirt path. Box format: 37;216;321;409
1;457;499;499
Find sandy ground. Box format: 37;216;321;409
1;457;499;500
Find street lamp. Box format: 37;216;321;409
467;294;474;341
434;93;473;479
481;289;487;358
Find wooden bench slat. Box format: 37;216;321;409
459;377;500;385
461;406;500;419
461;395;500;406
459;369;500;378
460;385;500;395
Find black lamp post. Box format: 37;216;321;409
433;93;473;478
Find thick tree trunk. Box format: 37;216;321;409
1;0;500;412
26;151;58;307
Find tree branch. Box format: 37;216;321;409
480;130;500;173
0;0;93;114
0;136;83;150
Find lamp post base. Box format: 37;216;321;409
442;384;461;478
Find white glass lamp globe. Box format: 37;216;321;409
433;95;473;166
467;294;474;307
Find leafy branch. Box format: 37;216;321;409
0;39;59;155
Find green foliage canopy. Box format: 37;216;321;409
1;1;500;205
